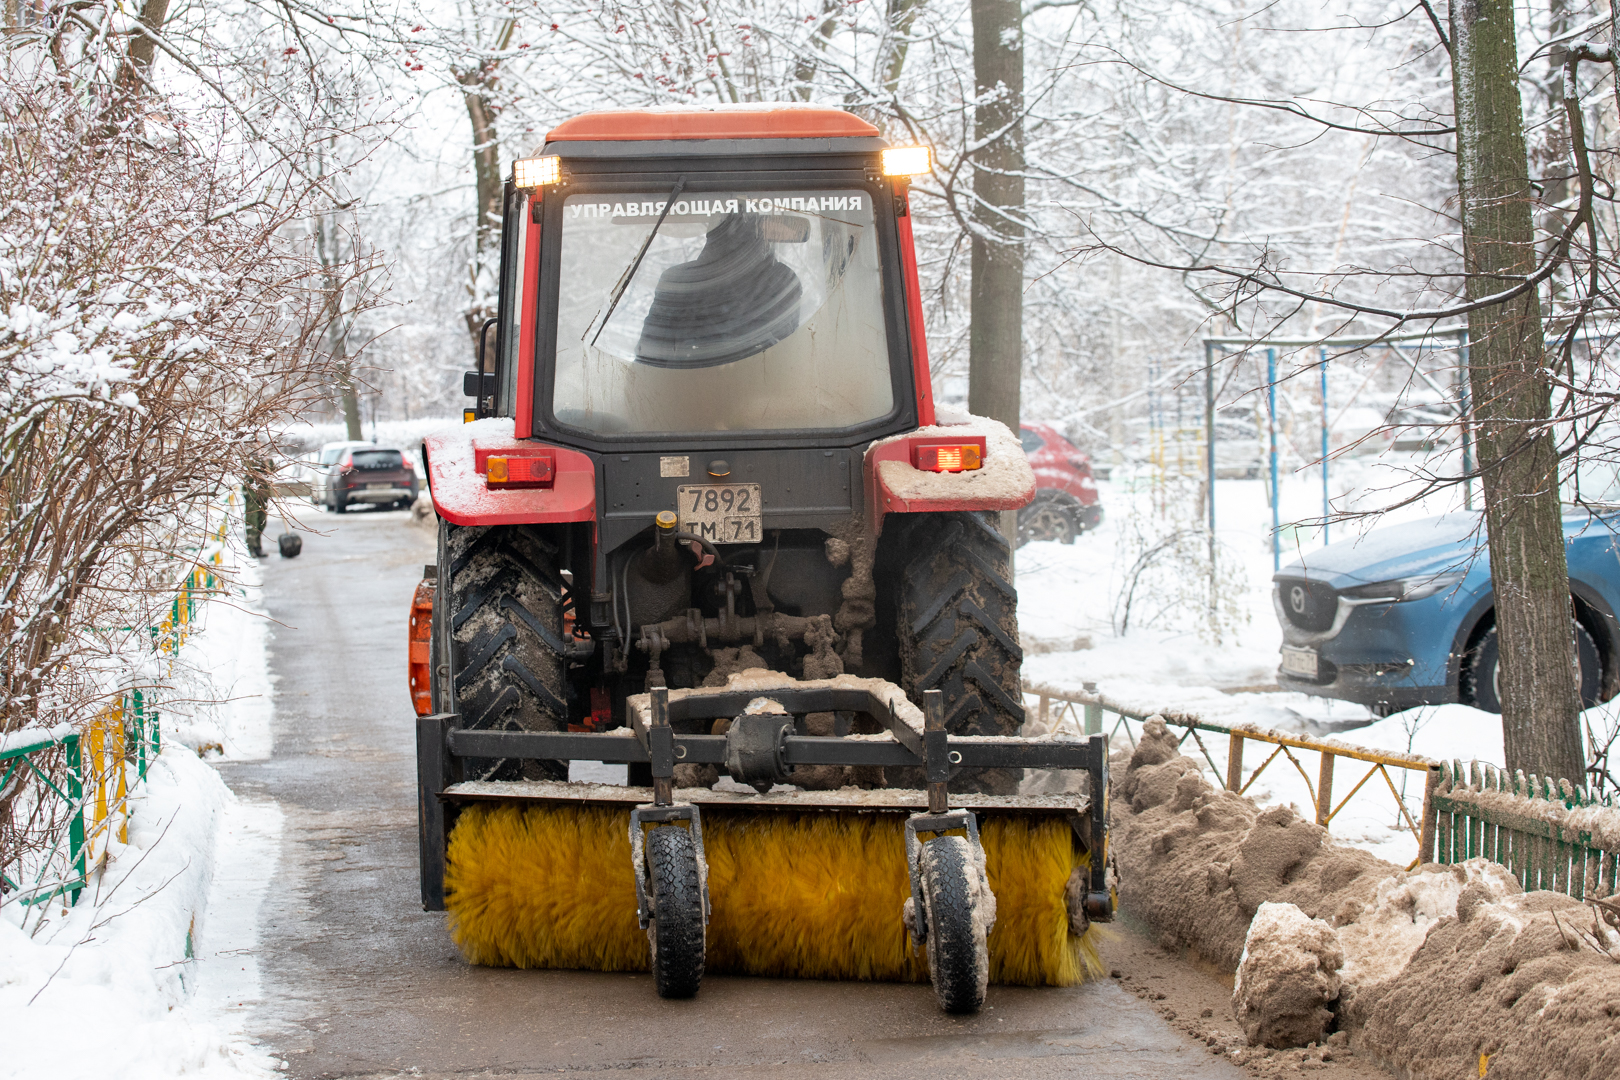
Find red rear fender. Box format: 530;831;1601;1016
866;414;1035;533
425;419;596;527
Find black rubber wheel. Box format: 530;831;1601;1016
1016;492;1079;547
1460;619;1601;713
444;523;570;780
893;512;1024;793
645;825;705;999
920;836;988;1014
332;490;348;513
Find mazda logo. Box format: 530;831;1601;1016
1290;586;1306;614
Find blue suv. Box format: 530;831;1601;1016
1273;511;1620;714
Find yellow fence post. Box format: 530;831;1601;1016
89;713;107;865
1316;751;1335;826
1226;732;1245;792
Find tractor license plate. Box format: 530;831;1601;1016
1280;646;1319;678
677;484;762;544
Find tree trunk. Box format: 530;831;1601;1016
1451;0;1585;783
883;0;926;93
793;1;841;101
114;0;171;95
967;0;1024;435
457;21;514;360
968;0;1025;552
330;323;363;442
460;71;504;357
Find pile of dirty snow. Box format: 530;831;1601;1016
1112;717;1396;972
1119;716;1620;1078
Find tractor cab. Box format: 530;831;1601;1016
469;106;934;445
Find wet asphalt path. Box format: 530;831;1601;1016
219;506;1245;1080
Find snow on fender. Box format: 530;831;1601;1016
864;410;1035;531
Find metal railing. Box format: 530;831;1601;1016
0;510;231;908
1429;759;1618;899
1024;680;1441;870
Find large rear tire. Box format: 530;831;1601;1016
646;826;706;999
445;523;570;780
893;512;1024;793
920;835;989;1014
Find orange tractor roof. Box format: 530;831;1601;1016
546;105;880;143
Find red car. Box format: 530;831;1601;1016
1018;423;1103;545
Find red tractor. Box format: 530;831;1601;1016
417;105;1039;777
409;106;1116;1008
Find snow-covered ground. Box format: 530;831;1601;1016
0;538;283;1080
1015;465;1531;867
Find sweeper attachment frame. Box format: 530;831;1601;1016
418;676;1112;1012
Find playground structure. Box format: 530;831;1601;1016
1198;328;1471;576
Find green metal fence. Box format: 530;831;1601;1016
1428;759;1619;899
0;508;230;910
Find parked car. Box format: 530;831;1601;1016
317;443;420;512
1273;510;1620;715
1017;423;1103;545
306;440;373;507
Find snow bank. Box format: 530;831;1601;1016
1334;859;1521;993
0;750;283;1080
1112;717;1396;972
1353;883;1620;1079
0;528;281;1079
163;554;273;761
1116;717;1620;1076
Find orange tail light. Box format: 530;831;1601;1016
912;440;985;473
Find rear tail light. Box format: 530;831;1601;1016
486;452;555;488
912;442;984;473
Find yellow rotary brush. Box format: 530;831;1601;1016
444;802;1103;986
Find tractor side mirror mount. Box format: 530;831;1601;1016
462;371;498;399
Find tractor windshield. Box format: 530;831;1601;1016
551;188;894;435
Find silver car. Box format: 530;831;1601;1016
306;441;374;507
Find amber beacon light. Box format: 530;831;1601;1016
513;155;562;189
880;145;932;177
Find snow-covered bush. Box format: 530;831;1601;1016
0;31;369;901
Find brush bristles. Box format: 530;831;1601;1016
445;802;1102;986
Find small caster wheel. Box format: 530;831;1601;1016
920;835;991;1013
646;825;705;998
